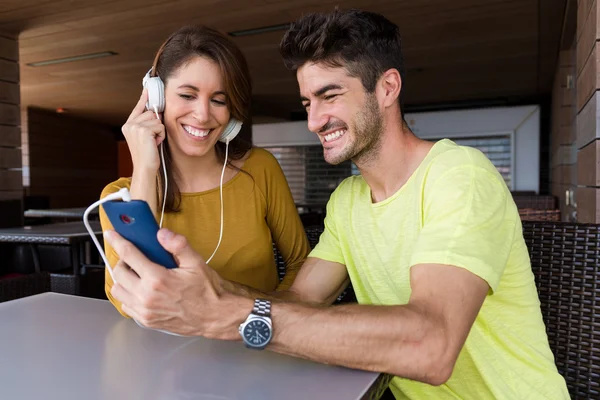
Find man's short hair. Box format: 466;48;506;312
280;8;406;117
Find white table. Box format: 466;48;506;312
0;293;388;400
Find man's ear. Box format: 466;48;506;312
378;68;402;109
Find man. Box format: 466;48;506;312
106;9;569;399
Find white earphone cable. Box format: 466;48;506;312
205;138;229;264
82;106;229;337
83;188;131;286
151;105;227;264
153;105;168;229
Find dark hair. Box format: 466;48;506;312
280;9;406;117
151;25;252;212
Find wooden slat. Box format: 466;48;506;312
577;90;600;149
0;58;18;82
561;125;577;144
0;190;22;200
0;103;19;125
552;144;575;166
0;125;19;147
0;169;22;191
0;80;19;104
0;35;17;61
576;41;599;112
576;186;600;223
576;0;597;76
578;139;600;186
577;0;596;40
559;48;575;67
0;147;21;168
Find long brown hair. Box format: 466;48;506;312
150;25;252;212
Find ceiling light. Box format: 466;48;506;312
26;51;117;67
228;23;290;37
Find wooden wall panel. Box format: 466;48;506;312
576;91;599;148
0;35;17;61
0;147;21;169
578;139;600;185
0;59;18;83
0;80;19;104
117;140;133;178
551;45;577;221
576;0;597;76
578;0;595;40
576;186;600;222
577;42;599;110
0;34;21;227
27;107;118;208
0;125;19;147
0;103;19;125
575;0;600;222
0;170;21;190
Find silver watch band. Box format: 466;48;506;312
253;299;271;317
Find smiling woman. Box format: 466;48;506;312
98;25;310;317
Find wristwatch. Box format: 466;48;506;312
238;299;273;349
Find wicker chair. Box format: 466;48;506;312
512;194;557;210
278;222;599;397
519;208;561;222
0;272;51;303
523;221;600;399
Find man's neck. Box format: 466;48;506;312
356;121;433;204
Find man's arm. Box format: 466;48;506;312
106;230;488;386
222;262;488;386
223;256;350;306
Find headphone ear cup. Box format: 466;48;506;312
219;119;243;143
142;69;165;113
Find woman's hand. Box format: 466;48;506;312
121;89;166;173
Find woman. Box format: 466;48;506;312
100;25;309;317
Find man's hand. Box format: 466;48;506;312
104;228;250;339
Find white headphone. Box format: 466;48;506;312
142;68;243;143
82;63;241;337
142;66;234;265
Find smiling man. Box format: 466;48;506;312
106;9;569;400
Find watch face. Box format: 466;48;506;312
242;319;272;348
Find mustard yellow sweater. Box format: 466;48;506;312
99;148;310;316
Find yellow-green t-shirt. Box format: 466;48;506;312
100;147;310;317
309;139;569;399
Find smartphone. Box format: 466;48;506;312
102;200;178;269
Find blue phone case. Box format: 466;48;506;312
102;200;178;269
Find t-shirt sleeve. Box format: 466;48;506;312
308;185;346;265
99;178;131;317
410;164;517;293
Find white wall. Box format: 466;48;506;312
253;105;541;192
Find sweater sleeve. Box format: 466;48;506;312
99;178;132;318
258;150;310;291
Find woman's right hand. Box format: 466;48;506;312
121;88;166;172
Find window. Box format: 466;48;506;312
266;146;353;206
441;135;512;188
265;134;512;205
